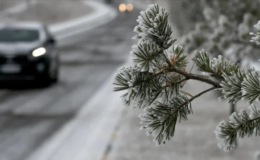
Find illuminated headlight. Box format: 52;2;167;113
32;47;46;57
119;4;126;12
119;3;134;13
126;4;134;12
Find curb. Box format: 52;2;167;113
0;0;33;17
25;74;125;160
50;1;117;41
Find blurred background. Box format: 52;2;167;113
0;0;260;160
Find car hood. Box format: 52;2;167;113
0;42;41;55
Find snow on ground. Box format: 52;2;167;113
0;0;94;25
129;0;168;8
0;0;22;11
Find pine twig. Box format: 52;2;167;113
161;50;221;88
170;86;216;114
168;67;222;88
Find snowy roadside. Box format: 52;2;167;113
50;1;117;42
128;0;168;9
0;0;94;25
0;0;27;13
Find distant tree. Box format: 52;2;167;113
179;0;260;63
114;4;260;152
168;0;204;35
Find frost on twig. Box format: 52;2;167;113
215;105;260;152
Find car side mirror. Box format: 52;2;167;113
48;38;56;45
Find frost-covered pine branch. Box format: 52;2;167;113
215;105;260;152
113;4;260;152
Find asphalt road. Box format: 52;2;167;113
0;4;139;160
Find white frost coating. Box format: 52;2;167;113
133;4;169;44
255;21;260;30
164;45;184;66
249;105;260;119
203;7;215;21
218;15;229;27
214;107;258;152
130;3;175;77
238;23;250;38
215;119;236;152
209;54;237;75
249;105;256;119
164;45;174;61
130;41;162;73
250;21;260;45
114;67;139;105
241;71;260;103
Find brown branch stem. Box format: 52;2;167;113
168;67;221;88
189;87;217;102
170;86;217;114
161;50;221;88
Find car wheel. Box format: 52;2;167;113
52;68;59;83
52;60;59;83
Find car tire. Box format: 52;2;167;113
52;69;59;83
52;60;59;83
39;60;59;87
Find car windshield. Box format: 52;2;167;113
0;27;40;42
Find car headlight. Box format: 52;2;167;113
32;47;46;57
119;4;126;12
126;4;134;12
